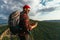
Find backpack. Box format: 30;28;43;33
8;10;20;34
8;10;20;27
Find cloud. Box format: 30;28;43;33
40;10;60;21
37;7;56;13
29;0;60;21
0;0;60;23
0;0;41;17
0;14;7;20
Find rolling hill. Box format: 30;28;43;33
0;21;60;40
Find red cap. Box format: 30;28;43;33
23;5;30;9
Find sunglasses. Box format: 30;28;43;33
24;8;30;11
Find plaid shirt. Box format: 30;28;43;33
19;12;30;30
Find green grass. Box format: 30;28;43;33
0;25;8;35
31;21;60;40
1;21;60;40
2;36;10;40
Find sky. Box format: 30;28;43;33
0;0;60;24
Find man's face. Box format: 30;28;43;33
24;8;30;14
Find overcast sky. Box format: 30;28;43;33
0;0;60;22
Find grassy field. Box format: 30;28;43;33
1;21;60;40
31;21;60;40
0;25;8;35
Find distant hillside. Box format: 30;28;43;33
1;21;60;40
0;19;7;25
31;21;60;40
44;20;60;22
